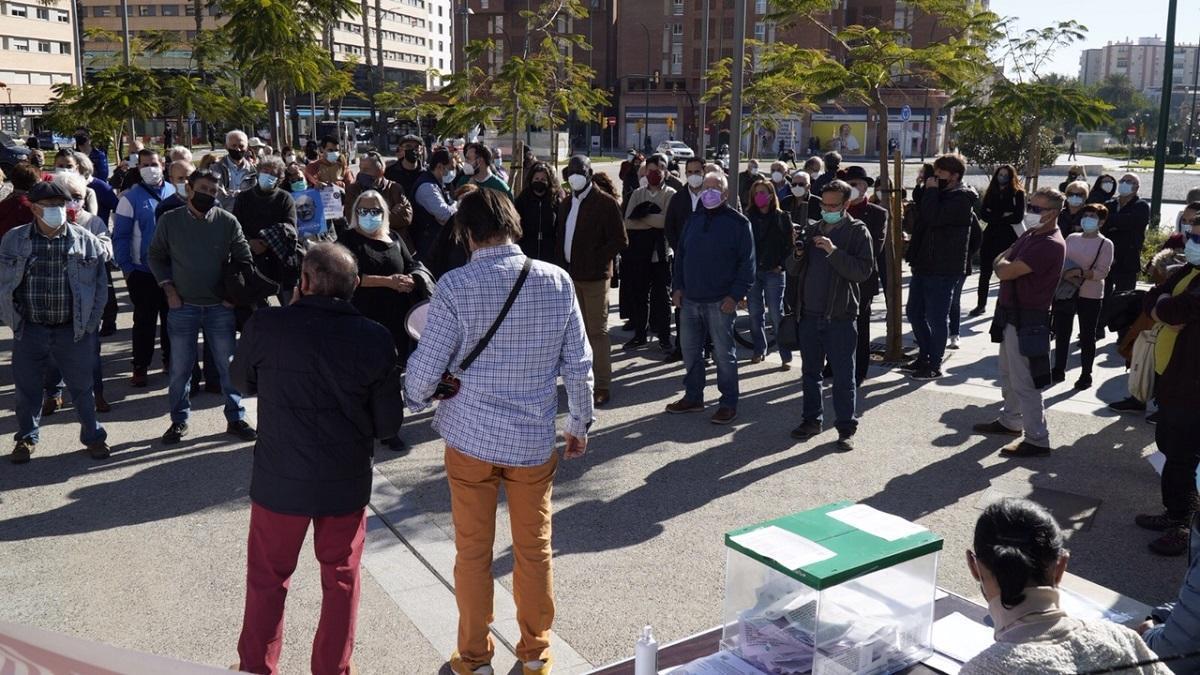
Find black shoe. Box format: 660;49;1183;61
1074;373;1093;390
665;349;682;363
1146;410;1160;425
968;306;986;317
790;420;822;440
10;439;35;464
1109;397;1146;413
382;436;411;456
658;338;673;353
1051;368;1066;384
227;420;257;441
911;368;943;381
899;358;929;372
620;321;634;332
162;422;189;445
1135;512;1185;532
623;336;649;350
836;435;854;452
99;322;117;337
87;441;111;460
1150;527;1191;557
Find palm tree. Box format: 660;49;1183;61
360;0;375;131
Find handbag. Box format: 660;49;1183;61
777;312;799;351
1128;324;1163;403
434;257;532;400
1052;244;1104;314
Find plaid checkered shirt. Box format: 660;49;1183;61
406;244;594;467
15;226;72;326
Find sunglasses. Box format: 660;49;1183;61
356;208;383;217
1026;205;1049;215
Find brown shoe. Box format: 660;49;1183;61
448;651;492;675
593;390;610;407
710;406;737;425
523;657;553;675
41;395;63;416
665;398;704;414
750;354;764;364
130;367;148;388
972;420;1021;436
1149;527;1190;557
94;394;112;413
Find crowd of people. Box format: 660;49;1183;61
2;129;1200;674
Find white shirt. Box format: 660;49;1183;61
689;189;701;211
563;183;593;263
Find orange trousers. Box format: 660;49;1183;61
445;446;559;669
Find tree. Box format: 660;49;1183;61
956;123;1058;175
316;56;362;123
375;82;443;136
1093;74;1153;137
41;64;162;150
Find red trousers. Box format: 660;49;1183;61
237;501;366;675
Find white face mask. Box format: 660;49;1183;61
325;151;340;163
687;174;703;189
1117;181;1135;196
639;175;649;189
461;161;477;177
54;167;74;175
140;166;163;185
40;205;67;229
174;181;188;194
1023;211;1044;230
568;174;589;192
849;187;861;202
771;171;785;183
1066;195;1084;208
442;169;456;185
791;185;807;198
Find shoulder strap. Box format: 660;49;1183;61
1087;240;1104;271
458;257;532;372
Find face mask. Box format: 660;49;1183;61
1101;181;1115;192
700;188;724;209
190;191;216;214
461;161;477;176
568;174;589;192
771;171;784;183
174;181;188;194
849;187;861;202
257;173;279;190
290;180;307;193
283;154;296;165
66;199;82;222
531;181;548;195
358;213;383;233
1066;195;1084;208
936;177;950;191
356;173;376;188
638;175;649;189
753;192;772;209
325;151;340;163
1080;216;1100;233
442;169;457;185
821;210;843;224
1023;212;1044;230
997;174;1010;184
1186;239;1200;267
687;174;703;189
404;149;419;163
40;205;67;229
1118;182;1134;196
140;166;163;185
228;148;245;161
128;153;138;164
647;170;663;188
747;165;758;174
54;167;72;175
791;185;807;198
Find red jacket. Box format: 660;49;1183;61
0;194;33;241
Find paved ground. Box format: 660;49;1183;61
0;260;1183;673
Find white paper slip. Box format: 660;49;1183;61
1059;585;1135;624
729;526;836;570
826;504;928;542
669;651;768;674
923;652;962;675
1148;451;1166;476
932;612;995;664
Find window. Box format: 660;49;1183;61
55;9;68;21
139;5;156;15
754;22;765;41
60;41;70;53
30;73;51;85
480;0;487;7
162;4;179;15
37;40;50;53
77;6;87;16
9;4;27;17
755;0;767;13
672;23;683;37
93;5;109;16
184;3;194;14
12;38;30;52
36;7;49;19
52;73;71;84
125;3;133;15
672;0;683;15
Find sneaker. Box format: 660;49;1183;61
161;422;189;445
899;358;929;372
1051;368;1066;384
1149;527;1191;557
10;439;35;464
665;398;704;414
619;321;634;332
836;434;854;452
593;390;611;407
969;306;986;317
623;335;649;350
999;439;1052;457
911;368;943;381
86;441;111;460
448;651;493;675
1074;373;1093;390
658;338;673;353
790;419;822;440
972;420;1021;436
41;394;64;416
710;407;737;425
1109;396;1146;413
523;658;553;675
1135;512;1185;532
94;394;112;413
227;420;258;441
130;367;148;388
947;335;960;350
1146;411;1160;425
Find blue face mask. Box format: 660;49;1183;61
1080;216;1100;233
1117;182;1134;196
1067;195;1084;208
358;213;383;233
821;210;843;224
290;180;308;193
1186;239;1200;267
257;173;278;190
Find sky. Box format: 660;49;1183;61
988;0;1200;77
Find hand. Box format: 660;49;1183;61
672;290;683;308
391;274;415;293
1082;269;1095;280
1135;620;1155;636
164;285;182;309
720;296;736;314
319;181;332;188
1064;268;1083;282
564;432;587;459
925;177;938;189
812;236;835;254
221;300;235;309
249;239;269;255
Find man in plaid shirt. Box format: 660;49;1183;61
407;189;594;675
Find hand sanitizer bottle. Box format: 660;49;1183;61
635;625;658;675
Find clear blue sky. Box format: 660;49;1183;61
988;0;1200;77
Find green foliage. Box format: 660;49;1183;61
956;123;1057;174
41;65;162;146
375;81;442;134
1092;74;1153;135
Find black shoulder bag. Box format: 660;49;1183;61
433;258;532;400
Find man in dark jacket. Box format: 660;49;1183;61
233;156;300;303
811;151;841;195
411;149;459;263
905;153;977;380
1101;173;1151;322
843;167;887;385
384;133;425;199
663;158;707;361
667;171;755;425
786;180;874;450
559;154;628;406
232;242;403;675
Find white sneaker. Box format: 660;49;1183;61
948;335;960;350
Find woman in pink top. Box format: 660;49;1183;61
1052;203;1114;389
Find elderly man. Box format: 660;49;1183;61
345;151;413;249
558;154;628;406
234;156;300;304
168;145;194;164
157;160;195;218
663;157;708;362
210;130;258;209
232;243;403;675
149;169;256;445
667;172;755;424
786;180;874;451
973;188;1067;457
768;160;791;202
0;182;111;463
782;170;821;224
406;190;593;675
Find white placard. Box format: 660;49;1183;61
931;612;994;664
320;186;345;220
827;504;927;542
729;526;836;570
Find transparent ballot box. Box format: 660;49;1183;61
720;502;943;675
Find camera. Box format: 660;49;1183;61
433;372;461;400
793;221;822;250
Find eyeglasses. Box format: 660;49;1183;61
1027;205;1049;215
356;208;383;217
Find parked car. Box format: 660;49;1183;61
35;130;73;151
0;130;33;175
656;140;695;160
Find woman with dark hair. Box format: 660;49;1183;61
515;162;562;262
1088;173;1118;204
971;164;1024;317
1051;203;1113;389
745;178;794;367
962;499;1169;674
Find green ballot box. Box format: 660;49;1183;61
719;502;944;675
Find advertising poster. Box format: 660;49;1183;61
294;189;327;238
811;121;867;155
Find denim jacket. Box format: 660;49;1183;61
0;222;110;341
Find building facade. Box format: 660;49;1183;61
1080;37;1200;100
0;0;79;135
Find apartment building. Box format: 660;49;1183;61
0;0;79;135
1080;37;1200;101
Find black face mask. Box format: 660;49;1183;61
532;181;548;195
228;148;245;161
937;178;950;191
404;149;419;163
191;192;216;214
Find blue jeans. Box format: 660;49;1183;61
167;304;244;424
680;299;739;409
44;331;104;397
949;275;967;337
798;316;858;435
748;268;791;363
906;274;958;370
13;324;106;445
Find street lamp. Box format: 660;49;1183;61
457;2;474;76
640;22;653;153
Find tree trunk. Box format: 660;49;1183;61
193;0;203;149
360;0;375;135
1026;120;1043;192
872;96;904;362
374;0;385;146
